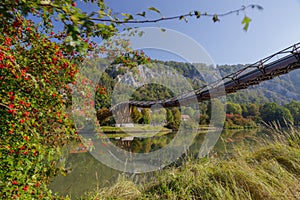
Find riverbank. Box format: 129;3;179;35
101;125;171;133
101;124;257;135
82;126;300;200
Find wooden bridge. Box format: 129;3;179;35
97;43;300;122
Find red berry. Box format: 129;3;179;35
19;146;25;150
8;109;16;115
12;180;18;185
35;182;41;187
72;2;76;6
23;185;29;191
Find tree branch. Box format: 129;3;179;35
0;103;10;109
90;4;262;24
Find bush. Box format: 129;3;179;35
0;19;77;199
225;114;256;128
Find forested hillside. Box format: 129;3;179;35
164;61;300;105
97;60;300;106
217;64;300;104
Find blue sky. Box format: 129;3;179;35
101;0;300;65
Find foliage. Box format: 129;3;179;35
0;1;261;54
0;18;77;199
166;109;174;125
165;108;181;130
226;102;242;115
131;83;175;101
260;102;294;126
140;108;151;124
242;103;259;118
0;0;156;196
207;99;225;127
94;85;109;110
225;114;257;129
131;106;142;123
0;0;116;54
150;107;167;125
284;101;300;125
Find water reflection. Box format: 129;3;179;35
49;128;259;198
110;132;176;153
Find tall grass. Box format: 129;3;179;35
262;120;300;148
84;124;300;200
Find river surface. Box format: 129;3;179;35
49;128;261;198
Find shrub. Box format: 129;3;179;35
0;19;77;199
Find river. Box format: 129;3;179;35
49;128;261;198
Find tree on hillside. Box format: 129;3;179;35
165;108;177;129
150;107;167;125
241;103;260;119
284;101;300;125
183;106;195;118
260;102;293;126
226;102;242;115
140;108;151;124
207;99;226;127
172;107;182;126
246;103;260;117
131;106;142;123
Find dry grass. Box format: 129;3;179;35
84;125;300;200
82;177;141;200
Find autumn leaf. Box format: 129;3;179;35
242;16;252;31
148;7;161;14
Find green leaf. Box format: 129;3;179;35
212;14;219;22
242;16;251;31
70;15;79;23
137;11;146;17
127;14;134;20
148;7;161;14
58;13;65;20
122;13;134;21
194;11;201;19
98;10;106;18
179;15;188;23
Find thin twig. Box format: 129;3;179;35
90;5;259;24
0;103;10;109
